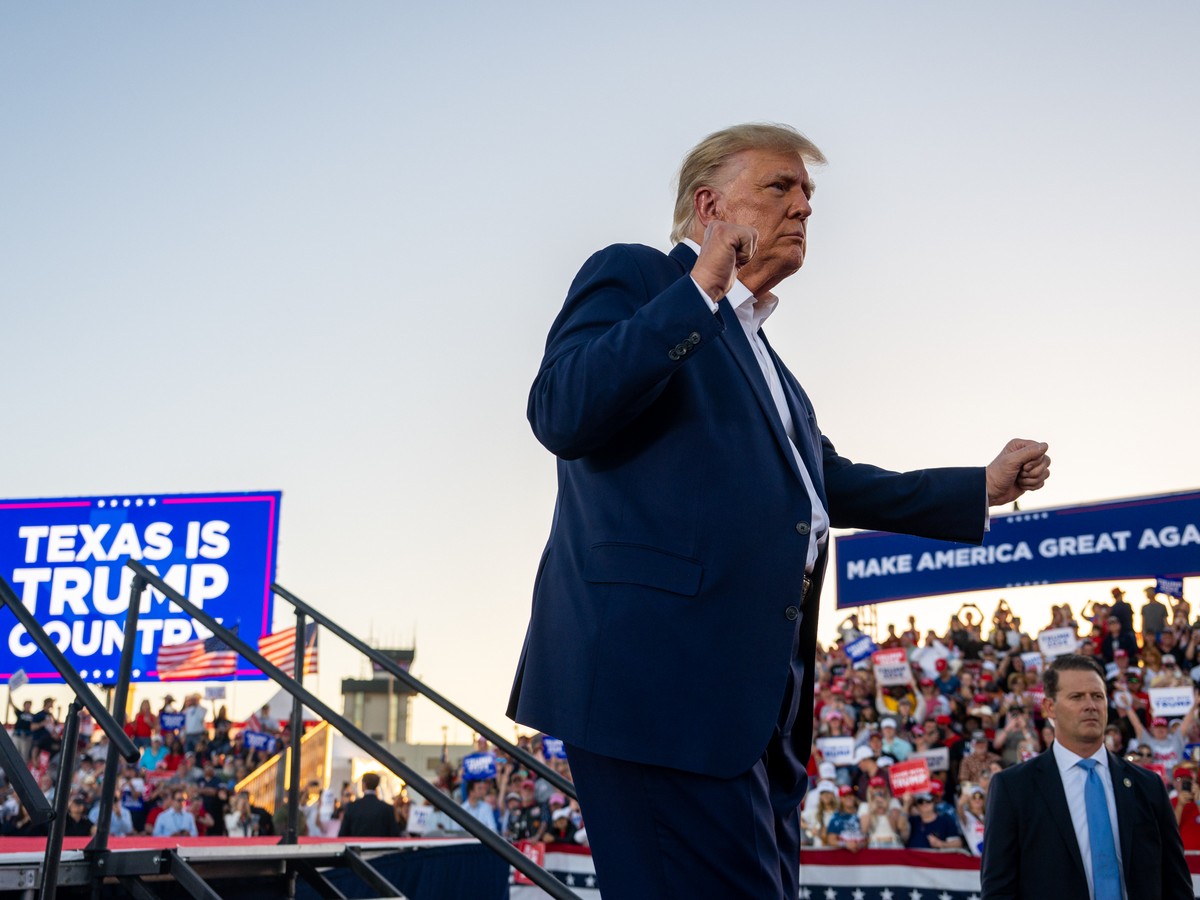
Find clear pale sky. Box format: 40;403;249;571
3;3;1197;745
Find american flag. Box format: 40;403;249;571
155;630;239;680
257;622;318;675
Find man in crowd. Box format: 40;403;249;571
505;778;547;842
1142;587;1169;641
902;790;962;849
90;785;135;837
1101;615;1138;664
181;693;208;752
981;654;1190;900
509;121;1051;899
339;772;400;837
153;789;198;837
64;795;94;837
879;717;913;762
7;697;34;763
960;731;1002;785
461;778;498;832
30;697;58;760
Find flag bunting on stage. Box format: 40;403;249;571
155;629;239;680
257;622;318;675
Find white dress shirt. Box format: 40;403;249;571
681;239;829;573
1051;741;1126;900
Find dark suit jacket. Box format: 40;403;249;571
338;793;399;838
508;242;985;778
981;745;1191;900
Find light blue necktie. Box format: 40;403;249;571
1077;758;1121;900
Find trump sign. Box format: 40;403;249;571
0;492;280;684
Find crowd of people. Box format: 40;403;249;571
802;585;1199;855
5;584;1196;859
431;584;1200;858
0;693;300;837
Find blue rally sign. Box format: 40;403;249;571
835;489;1200;608
0;491;281;683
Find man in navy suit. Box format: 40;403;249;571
508;123;1051;899
981;654;1190;899
338;772;400;838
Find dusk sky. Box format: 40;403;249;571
3;3;1197;744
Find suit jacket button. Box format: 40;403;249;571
795;522;810;535
785;606;800;621
688;332;701;346
668;349;680;361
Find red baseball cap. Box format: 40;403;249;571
838;784;853;796
868;776;886;787
935;659;948;672
930;779;945;795
1174;766;1192;779
1152;717;1169;727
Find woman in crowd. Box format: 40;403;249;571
957;783;987;856
131;700;156;749
822;786;867;851
801;784;839;846
161;737;186;772
859;780;905;848
225;791;258;837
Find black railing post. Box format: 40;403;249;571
41;698;82;900
89;573;146;858
283;612;305;845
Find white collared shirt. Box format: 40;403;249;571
1051;741;1126;900
681;239;829;572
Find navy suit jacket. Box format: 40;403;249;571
981;746;1191;900
508;242;985;778
338;793;400;838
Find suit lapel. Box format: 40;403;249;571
759;330;827;508
716;301;807;487
1032;750;1089;885
1108;751;1135;868
669;241;807;490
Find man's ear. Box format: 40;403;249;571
693;186;721;226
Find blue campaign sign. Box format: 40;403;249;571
843;635;877;663
835;489;1200;608
0;491;281;684
159;712;185;733
242;730;278;753
462;751;497;780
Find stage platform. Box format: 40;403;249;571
0;836;510;899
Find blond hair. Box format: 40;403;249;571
670;123;826;244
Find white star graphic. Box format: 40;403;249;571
909;890;923;900
824;888;837;900
799;889;811;900
940;893;952;900
564;874;575;886
968;895;982;900
852;890;865;900
880;890;894;900
585;875;595;887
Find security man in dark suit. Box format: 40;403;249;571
338;772;400;838
981;654;1191;900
